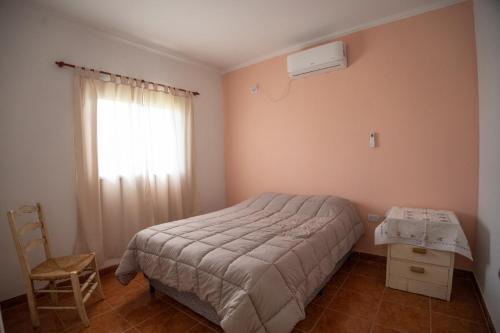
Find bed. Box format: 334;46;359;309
116;192;364;333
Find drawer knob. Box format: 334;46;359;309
412;247;427;254
410;266;425;274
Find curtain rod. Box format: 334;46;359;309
55;61;200;96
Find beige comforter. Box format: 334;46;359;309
116;193;363;333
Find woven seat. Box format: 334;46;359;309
7;203;104;328
31;254;95;280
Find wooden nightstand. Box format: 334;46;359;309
375;207;472;301
386;243;454;300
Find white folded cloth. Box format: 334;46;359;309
374;207;472;260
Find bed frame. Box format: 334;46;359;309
146;249;352;326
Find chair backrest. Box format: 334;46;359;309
7;203;52;276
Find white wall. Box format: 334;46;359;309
0;1;225;301
473;0;500;330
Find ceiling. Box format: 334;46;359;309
31;0;460;72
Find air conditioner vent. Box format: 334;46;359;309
287;41;347;78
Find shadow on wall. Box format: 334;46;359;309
345;32;365;67
475;219;491;287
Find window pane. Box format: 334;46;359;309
97;98;181;179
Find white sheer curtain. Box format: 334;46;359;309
73;69;195;264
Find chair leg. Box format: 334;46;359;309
70;273;89;327
26;281;40;327
91;254;104;299
49;281;58;305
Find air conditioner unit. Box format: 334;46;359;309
287;41;346;78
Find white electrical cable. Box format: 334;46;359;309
261;79;293;102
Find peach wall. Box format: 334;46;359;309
223;2;478;269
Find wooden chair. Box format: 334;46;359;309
7;203;104;327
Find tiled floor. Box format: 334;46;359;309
1;253;492;333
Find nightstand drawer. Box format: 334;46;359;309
387;275;449;300
389;260;450;286
390;244;453;267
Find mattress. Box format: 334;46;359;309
116;192;364;333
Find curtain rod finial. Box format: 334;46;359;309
55;61;65;68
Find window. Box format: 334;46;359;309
96;98;184;179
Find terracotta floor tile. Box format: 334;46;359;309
348;252;360;259
101;277;145;307
130;273;148;287
196;321;223;333
3;309;63;333
2;301;63;332
167;298;204;318
311;309;372;333
136;307;198;333
2;302;33;328
375;301;430;333
202;323;224;333
114;288;170;325
371;325;404;333
186;323;219;333
101;274;142;295
326;271;349;287
431;312;489;333
147;292;173;306
347;253;360;262
358;253;387;264
310;284;338;308
166;300;223;333
431;295;484;323
63;310;131;333
351;260;386;280
56;294;111;328
4;257;491;333
453;270;474;280
294;303;324;332
123;329;141;333
383;288;430;311
329;288;381;320
338;257;358;273
450;278;478;303
342;274;385;299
